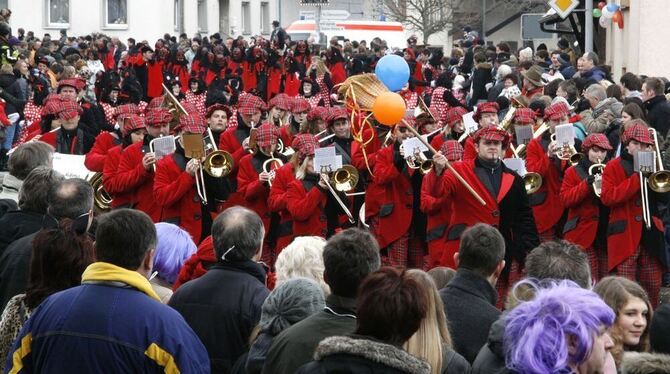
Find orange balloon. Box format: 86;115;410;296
372;92;407;126
612;10;624;29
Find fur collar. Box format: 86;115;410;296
314;335;431;374
621;352;670;374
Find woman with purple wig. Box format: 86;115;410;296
150;223;197;303
504;280;616;374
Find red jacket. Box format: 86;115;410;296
421;170;452;268
559;162;604;250
102;145;132;208
525;136;565;234
369;144;413;248
601;157;664;270
218;125;251;176
115;142;161;222
285;178;328;237
237;154;273;232
268;163;296;253
85;132;120;172
352;126;384;219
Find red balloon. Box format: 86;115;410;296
613;10;624;29
598;1;606;9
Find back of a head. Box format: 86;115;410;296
620;72;642;92
524;240;592;289
426;267;456;290
260;277;325;336
645;77;665;96
275;236;328;294
8;141;54;180
504;280;615;374
212;206;264;262
650;303;670;354
95;209;157;270
585;51;600;66
47;178;93;219
153;223;197;285
458;223;505;277
322;228;380;298
355;267;428;346
585;83;607;101
18;167;64;214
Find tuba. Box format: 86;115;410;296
86;172;112;212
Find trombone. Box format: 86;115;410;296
510;144;543;194
648;128;670;194
588;158;605;198
183;130;234;205
319;165;356;224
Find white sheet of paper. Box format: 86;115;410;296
503;158;526;176
402;137;428;158
315;147;336;159
462;111;479;135
554;123;575;146
151;135;177;160
314;154;343;173
52;153;91;179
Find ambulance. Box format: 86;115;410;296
286;20;407;49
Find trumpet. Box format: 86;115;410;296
262;156;284;187
588;158;605;197
550;133;583;165
513;122;550;158
401;144;434;174
277;138;295;157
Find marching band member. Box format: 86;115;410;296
102;114;148;209
430;106;467;151
306;106;329;134
84;103;140;172
525;101;577;241
508;107;537;149
114;107;172;221
205;104;231;146
39;97;95;155
463;102;499;162
421;140;463;269
601;122;668;306
268;134;320;255
267;93;291;127
560;133;612;281
218;93;266;175
432;126;539;297
279;97;310;148
321;107;352;163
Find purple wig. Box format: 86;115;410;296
503;280;615;374
153;223;197;284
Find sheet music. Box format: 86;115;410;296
515;125;533;145
151;135;177;161
554;124;575;146
462;112;479;135
634;151;656;173
52;153;91;179
315;147;336;159
402;137;429;158
314;154;343;173
503;158;526;176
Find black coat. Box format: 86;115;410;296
0;210;44;255
440;268;501;364
645;95;670;138
0;73;26;115
470;63;493;105
0;232;36;311
169;260;269;373
471;314;509;374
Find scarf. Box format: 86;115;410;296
81;262;160;301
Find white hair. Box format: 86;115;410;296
519;47;533;62
275;236;330;295
496;64;513;81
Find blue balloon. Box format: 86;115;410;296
606;3;619;12
375;54;410;92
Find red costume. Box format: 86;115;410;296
84;131;120;172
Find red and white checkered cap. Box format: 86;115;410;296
122;114;147;137
512;108;537;125
147;96;165;110
268;93;293;111
291;98;311;114
473;125;511;147
581;133;613;151
238;94;267;116
114;103;140;121
145;108;173;127
58;77;86;92
291;133;320;161
41;94;63;116
57;98;83;121
440;140;464;162
256;122;280;147
473;102;499;122
205;104;231;119
178;114;207;134
544;102;571;121
442;107;468;127
307;106;329;122
328;107;349;123
621;123;653;145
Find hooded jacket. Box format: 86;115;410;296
621;352;670;374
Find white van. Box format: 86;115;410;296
286;20;407;49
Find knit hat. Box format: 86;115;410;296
57;99;82;120
178;114;207;134
259;278;325;336
292;134;319;162
621;123;653;145
474;102;499;122
238;94;267;116
145;108;173;127
512;108;537;125
581;133;613;151
473;125;511;148
440;140;464;162
544;102;571;121
521;65;545;87
268;93;292;111
442;107;467;127
122;114;147;137
291;98;311;114
256;123;280;147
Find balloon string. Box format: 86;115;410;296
345;86;376;176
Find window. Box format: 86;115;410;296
198;0;207;32
104;0;127;27
241;2;251;34
46;0;69;26
260;2;270;34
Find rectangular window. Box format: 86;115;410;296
260;2;270;34
104;0;127;27
241;2;251;34
46;0;69;26
198;0;207;32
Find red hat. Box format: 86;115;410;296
178;114;207;134
256;123;280;147
41;94;63;116
581;133;613;151
122;114;147;137
57;77;85;92
238;94;267;116
328;107;348;123
473;125;511;147
442;107;467;127
544;102;570;121
147;96;165;110
291;133;319;162
440;140;464;162
307;106;329;122
473;102;499;122
57;99;82;120
621;123;653;145
291;98;311;114
268;93;292;111
512;108;537;125
205;104;231;119
145;108;173;127
114;103;140;121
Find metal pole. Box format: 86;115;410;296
481;0;486;42
584;0;593;53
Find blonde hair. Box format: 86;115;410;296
404;269;452;374
310;57;331;76
275;236;330;295
295;156;310;180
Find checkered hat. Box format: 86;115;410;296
41;94;63;116
114;103;140;121
544;102;570;121
440;140;464;162
581;133;613;151
122;114;147;137
178;114;207;134
238;94;267;116
442;107;468;127
58;77;85;92
291;98;311;114
291;133;319;162
147;96;165;110
205;104;231;119
474;102;499;122
57;98;82;121
621;123;653;145
256;123;280;147
473;125;511;147
145;108;173;127
307;106;329;122
328;107;349;123
268;93;292;111
512;108;537;125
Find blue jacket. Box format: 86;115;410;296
4;283;210;373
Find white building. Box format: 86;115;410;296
6;0;278;42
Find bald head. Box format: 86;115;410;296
212;206;265;262
47;178;93;219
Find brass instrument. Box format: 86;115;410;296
648;128;670;193
359;202;369;229
498;106;517;133
87;172;112;212
319;165;356;224
182;132;233;205
588;158;605;198
277;138;295;157
247;121;258;154
414;96;436;123
510;140;543;194
514;122;549;158
551;133;583;165
161;84;188;128
262;156;284;187
331;165;360;192
202;129;234;178
401;144;434;175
